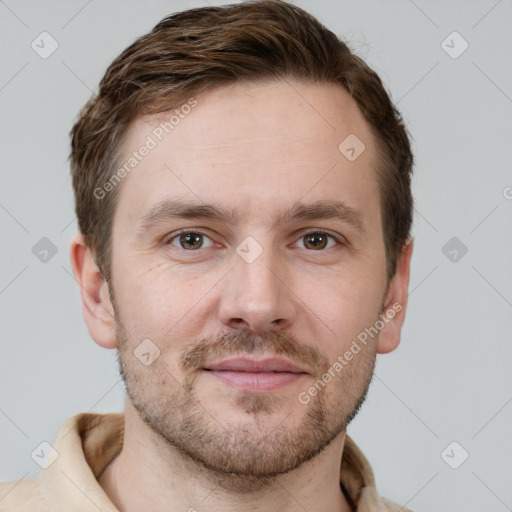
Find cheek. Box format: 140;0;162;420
295;269;384;357
113;257;218;346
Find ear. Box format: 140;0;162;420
70;233;117;349
376;238;414;354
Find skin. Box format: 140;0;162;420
71;79;413;512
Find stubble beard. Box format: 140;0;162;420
116;327;376;491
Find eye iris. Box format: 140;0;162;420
304;233;328;250
180;233;203;250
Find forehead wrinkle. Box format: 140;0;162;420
180;135;332;150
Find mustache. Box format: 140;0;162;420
180;330;331;377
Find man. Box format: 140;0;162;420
0;1;414;510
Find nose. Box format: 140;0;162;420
218;246;297;333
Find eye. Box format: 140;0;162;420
295;231;342;250
168;231;214;250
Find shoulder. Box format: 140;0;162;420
0;477;43;510
0;412;124;511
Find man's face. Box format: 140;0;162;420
110;80;389;480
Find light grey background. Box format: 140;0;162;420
1;1;511;511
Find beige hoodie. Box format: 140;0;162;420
0;413;412;511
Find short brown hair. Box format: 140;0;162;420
70;0;413;282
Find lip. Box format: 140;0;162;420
202;357;308;392
204;357;307;373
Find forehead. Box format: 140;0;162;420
114;79;380;228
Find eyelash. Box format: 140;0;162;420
164;229;346;252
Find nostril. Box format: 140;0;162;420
229;318;250;329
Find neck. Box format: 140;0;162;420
98;400;353;512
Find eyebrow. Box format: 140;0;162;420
139;198;365;233
274;199;365;232
139;200;239;231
